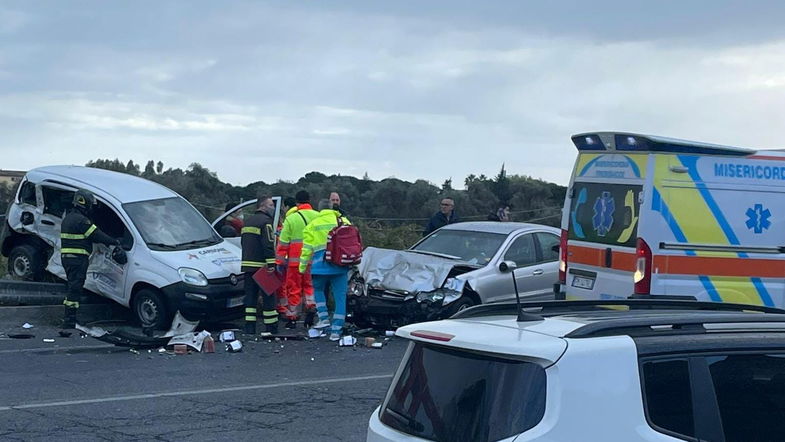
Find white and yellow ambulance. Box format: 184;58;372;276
559;132;785;307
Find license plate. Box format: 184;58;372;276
571;276;595;290
227;296;244;308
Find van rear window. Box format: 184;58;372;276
380;343;546;442
569;182;642;248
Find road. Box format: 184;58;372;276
0;320;407;441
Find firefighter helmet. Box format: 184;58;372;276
72;189;97;211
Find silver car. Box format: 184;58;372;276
349;221;561;327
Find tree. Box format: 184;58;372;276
441;178;453;192
156;161;164;174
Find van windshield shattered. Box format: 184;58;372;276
124;197;221;251
380;343;546;442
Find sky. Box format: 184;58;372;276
2;1;785;188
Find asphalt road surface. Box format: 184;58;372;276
0;321;408;441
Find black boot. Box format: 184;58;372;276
285;319;297;330
62;307;77;329
244;322;256;335
266;322;279;334
303;311;315;328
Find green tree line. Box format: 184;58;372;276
2;160;566;250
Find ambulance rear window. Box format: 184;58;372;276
569;182;642;248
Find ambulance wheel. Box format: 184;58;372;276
8;244;44;281
445;296;475;318
133;289;169;330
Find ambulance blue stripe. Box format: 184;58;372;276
579;156;602;177
623;156;641;178
677;155;743;251
678;155;777;305
651;188;695;256
751;277;775;307
699;276;723;302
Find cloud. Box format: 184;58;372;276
1;1;785;189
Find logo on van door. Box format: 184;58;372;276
592;192;615;237
746;204;771;234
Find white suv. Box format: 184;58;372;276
367;299;785;441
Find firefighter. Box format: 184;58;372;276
60;189;125;329
275;190;319;329
240;195;279;335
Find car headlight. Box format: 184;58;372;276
349;278;366;297
178;268;208;287
416;291;445;304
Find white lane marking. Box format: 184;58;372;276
0;374;394;411
0;345;113;354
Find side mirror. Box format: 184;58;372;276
499;260;517;273
20;212;34;226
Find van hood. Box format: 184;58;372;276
358;247;478;294
151;242;242;279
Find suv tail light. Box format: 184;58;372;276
633;238;652;294
558;229;568;284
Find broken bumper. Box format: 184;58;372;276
348;291;445;327
161;277;245;322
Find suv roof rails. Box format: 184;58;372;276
451;299;785;321
566;313;785;338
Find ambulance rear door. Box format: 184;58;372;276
564;151;647;300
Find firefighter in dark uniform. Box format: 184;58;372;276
240;195;279;335
60;189;125;329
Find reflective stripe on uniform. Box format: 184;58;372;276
63;300;80;308
85;224;97;237
60;233;86;240
245;307;257;314
263;309;279;324
245;316;257;322
61;248;89;255
241;260;264;267
242;226;261;235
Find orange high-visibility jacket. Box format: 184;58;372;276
275;204;319;267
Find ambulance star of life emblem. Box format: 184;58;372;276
592;191;615;237
745;204;771;234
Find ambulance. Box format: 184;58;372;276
559;132;785;307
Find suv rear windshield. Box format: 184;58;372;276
380;342;546;442
569;181;642;248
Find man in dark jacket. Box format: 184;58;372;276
240;195;278;335
60;189;124;329
423;197;460;236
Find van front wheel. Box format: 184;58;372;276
8;244;44;281
133;289;169;330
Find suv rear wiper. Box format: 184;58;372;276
408;250;461;260
385;406;425;433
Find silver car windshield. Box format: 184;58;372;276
124;197;221;251
411;230;506;265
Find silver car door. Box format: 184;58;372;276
212;197;282;248
532;231;561;297
500;233;545;301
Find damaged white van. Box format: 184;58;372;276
1;166;256;328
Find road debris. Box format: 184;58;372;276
43;338;55;343
308;328;325;338
339;336;357;347
226;340;243;352
203;336;215;353
167;330;211;352
22;323;33;329
129;348;140;355
364;337;376;347
174;344;188;355
219;331;236;342
385;330;395;337
371;342;383;349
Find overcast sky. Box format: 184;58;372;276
2;1;785;188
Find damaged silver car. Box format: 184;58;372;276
349;222;560;327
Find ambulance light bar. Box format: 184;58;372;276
572;132;754;156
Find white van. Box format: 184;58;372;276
559;132;785;307
1;166;279;328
